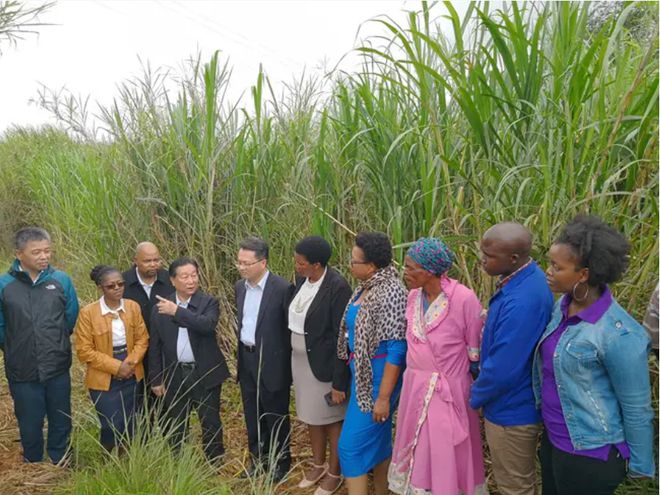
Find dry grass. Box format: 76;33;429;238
0;343;654;494
0;359;510;495
0;377;69;494
0;352;353;495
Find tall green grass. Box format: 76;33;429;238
0;2;657;492
56;399;232;495
1;2;655;308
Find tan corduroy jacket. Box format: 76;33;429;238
74;298;149;391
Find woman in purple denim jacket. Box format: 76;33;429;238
535;215;654;495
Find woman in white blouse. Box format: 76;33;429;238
75;265;149;452
290;237;352;495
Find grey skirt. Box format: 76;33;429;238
291;332;347;425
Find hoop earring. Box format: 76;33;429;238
572;282;589;302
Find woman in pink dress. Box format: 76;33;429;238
389;237;488;495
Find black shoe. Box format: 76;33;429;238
271;465;289;483
239;463;263;479
207;452;225;469
52;452;74;469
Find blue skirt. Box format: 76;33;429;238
338;355;403;477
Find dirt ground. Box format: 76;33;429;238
0;363;352;495
0;382;70;495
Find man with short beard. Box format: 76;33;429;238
123;241;174;388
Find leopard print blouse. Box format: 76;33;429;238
337;265;407;412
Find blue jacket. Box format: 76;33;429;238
0;260;79;382
470;261;553;425
533;296;655;477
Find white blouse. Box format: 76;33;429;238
100;297;127;347
288;269;327;335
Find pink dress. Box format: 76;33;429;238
389;278;488;495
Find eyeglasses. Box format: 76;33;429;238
349;259;370;266
102;281;125;290
235;259;264;269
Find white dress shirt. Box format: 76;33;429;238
176;295;195;363
289;269;326;335
136;267;154;299
241;271;269;346
100;296;127;347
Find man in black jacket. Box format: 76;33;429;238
0;227;79;464
235;237;294;480
123;242;174;384
123;242;175;330
149;257;229;463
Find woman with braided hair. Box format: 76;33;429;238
75;265;149;452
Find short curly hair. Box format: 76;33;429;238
355;231;392;269
295;236;332;267
555;215;630;286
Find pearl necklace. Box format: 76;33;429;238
292;277;322;313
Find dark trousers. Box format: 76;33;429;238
8;372;71;463
135;354;160;424
238;346;291;473
89;375;137;449
163;364;224;462
136;352;150;406
539;431;626;495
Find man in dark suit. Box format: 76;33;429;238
149;257;229;463
122;241;174;388
235;237;294;480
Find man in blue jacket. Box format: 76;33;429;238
0;227;79;464
470;222;553;495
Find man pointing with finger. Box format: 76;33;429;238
148;257;229;464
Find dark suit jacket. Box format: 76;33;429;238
235;272;294;392
149;290;229;390
293;267;352;392
122;266;174;334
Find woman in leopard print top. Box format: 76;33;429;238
337;232;408;495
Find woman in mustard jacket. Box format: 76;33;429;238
75;265;149;452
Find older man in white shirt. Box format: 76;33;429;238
149;257;229;464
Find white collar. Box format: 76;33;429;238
136;266;155;287
17;262;44;282
100;296;125;315
245;270;269;290
176;294;191;306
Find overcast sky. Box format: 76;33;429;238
0;0;444;135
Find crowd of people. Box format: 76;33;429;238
0;215;656;495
